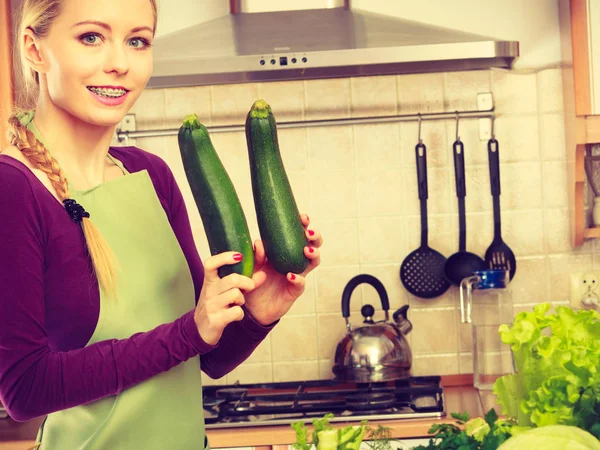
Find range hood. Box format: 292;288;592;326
147;2;519;89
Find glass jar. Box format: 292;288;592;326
459;270;514;391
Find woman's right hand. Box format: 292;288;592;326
194;252;256;346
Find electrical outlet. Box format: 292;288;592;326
569;272;600;310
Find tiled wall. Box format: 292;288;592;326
127;67;587;386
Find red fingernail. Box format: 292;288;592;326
308;247;315;253
308;229;315;236
290;274;296;280
233;253;243;261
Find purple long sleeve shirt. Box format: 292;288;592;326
0;147;273;422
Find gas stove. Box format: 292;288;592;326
203;375;445;428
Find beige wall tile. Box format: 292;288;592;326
244;336;272;364
164;86;211;128
509;257;548;305
225;363;274;384
458;353;474;375
310;169;357;220
408;288;457;309
400;121;449;168
544;208;594;255
271;315;318;361
500;162;543;210
319;359;336;379
211;83;260;126
540;114;567;161
467;213;495;257
445;71;491;111
548;254;593;302
412;354;459;377
287;275;316;316
129;89;166;129
305;78;351;120
403;166;453;216
258;80;305;122
356;168;404;217
493;116;540;162
316;266;363;314
278;128;308;171
134;136;169;161
502;209;545;256
404;214;455;258
537;68;564;114
464;165;493;214
492;70;538;115
273;361;320;382
397;73;445;114
307;126;354;170
445;119;489;166
409;308;458;355
317;313;350;360
354;123;402;169
316;219;360;268
542;161;568;208
358;216;406;264
457;315;473;354
351;75;397;117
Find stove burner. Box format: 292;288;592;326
345;392;396;410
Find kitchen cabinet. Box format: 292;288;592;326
560;0;600;246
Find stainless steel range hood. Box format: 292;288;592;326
147;2;519;89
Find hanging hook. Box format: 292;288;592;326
491;116;495;139
417;113;422;144
455;111;460;143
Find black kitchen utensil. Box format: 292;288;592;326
484;138;517;279
400;142;451;299
444;140;486;286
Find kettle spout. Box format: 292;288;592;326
392;304;413;335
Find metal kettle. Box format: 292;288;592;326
332;274;413;383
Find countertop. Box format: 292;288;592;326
0;375;492;449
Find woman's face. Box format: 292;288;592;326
33;0;155;127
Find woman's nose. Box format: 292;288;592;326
104;44;129;75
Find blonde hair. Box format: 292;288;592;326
6;0;158;299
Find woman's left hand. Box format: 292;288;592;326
244;214;322;326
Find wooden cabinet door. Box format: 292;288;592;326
570;0;600;116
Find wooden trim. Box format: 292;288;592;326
0;0;14;147
570;0;593;116
574;144;587;246
586;116;600;142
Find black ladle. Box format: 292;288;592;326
444;140;486;286
484;138;517;279
400;141;450;299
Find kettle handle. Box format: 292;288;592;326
341;274;390;319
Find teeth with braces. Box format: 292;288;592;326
88;87;127;98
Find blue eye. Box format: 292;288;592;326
128;37;151;49
81;33;101;45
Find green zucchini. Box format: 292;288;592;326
178;114;254;278
245;100;309;275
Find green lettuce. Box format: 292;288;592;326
493;303;600;436
497;424;600;449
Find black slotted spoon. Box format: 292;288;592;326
400;142;451;299
484;138;517;279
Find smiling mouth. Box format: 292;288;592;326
87;86;129;98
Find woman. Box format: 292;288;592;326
0;0;322;448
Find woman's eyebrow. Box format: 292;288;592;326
72;20;153;33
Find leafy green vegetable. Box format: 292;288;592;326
497;424;600;449
291;415;392;450
493;303;600;436
412;410;514;450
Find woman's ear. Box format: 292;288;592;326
22;28;48;75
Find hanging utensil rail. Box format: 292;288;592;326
116;107;495;142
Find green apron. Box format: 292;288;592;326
19;113;208;450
